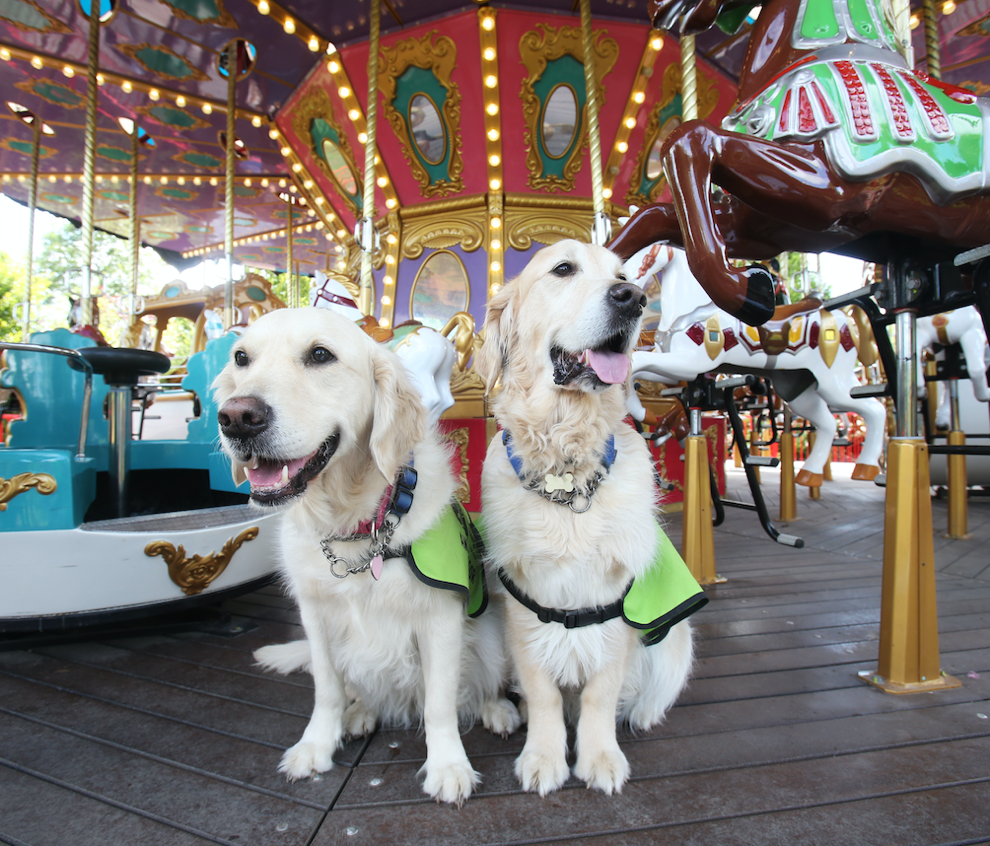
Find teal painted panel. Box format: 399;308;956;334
209;449;248;493
1;329;110;469
183;333;236;445
0;451;96;531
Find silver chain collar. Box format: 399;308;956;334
526;469;605;513
320;512;401;579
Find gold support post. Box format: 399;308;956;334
779;407;799;522
580;0;610;245
682;409;722;584
945;380;969;538
359;0;380;316
224;61;236;329
23;119;41;341
80;5;100;327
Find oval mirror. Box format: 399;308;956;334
411;250;469;330
408;94;446;165
645;116;681;180
541;84;577;159
321;139;357;195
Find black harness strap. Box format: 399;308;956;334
498;570;630;629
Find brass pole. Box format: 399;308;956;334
286;197;294;307
922;0;941;79
779;407;798;522
945;380;969;538
129;127;140;320
682;408;722;585
80;4;101;326
680;34;698;121
224;56;236;329
580;0;609;245
359;0;380;316
23;119;41;341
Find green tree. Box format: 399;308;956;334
0;252;19;341
779;252;831;303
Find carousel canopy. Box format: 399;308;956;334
0;0;986;277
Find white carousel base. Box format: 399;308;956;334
0;504;281;629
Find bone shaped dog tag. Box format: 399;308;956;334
544;472;575;493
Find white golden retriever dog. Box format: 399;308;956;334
477;240;706;796
214;308;519;805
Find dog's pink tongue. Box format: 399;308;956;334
586;349;630;384
246;456;308;488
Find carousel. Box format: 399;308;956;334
0;0;988;703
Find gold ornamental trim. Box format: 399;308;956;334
401;207;486;258
379;32;464;199
0;473;57;511
704;314;724;361
291;86;363;220
506;207;593;250
146;527;259;596
819;308;840;369
519;23;618;193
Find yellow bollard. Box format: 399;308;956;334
682;433;722;585
859;438;961;693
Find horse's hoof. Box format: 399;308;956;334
851;464;880;481
736;266;776;327
796;469;824;487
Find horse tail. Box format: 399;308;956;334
440;311;478;372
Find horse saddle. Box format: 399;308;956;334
757;296;823;355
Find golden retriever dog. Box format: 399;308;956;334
476;240;707;796
214;308;519;805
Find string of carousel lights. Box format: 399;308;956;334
182;218;331;259
479;8;504;298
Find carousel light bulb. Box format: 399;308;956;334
177;176;186;185
633;91;645;104
338;86;350;98
386;232;397;245
315;220;323;229
376;176;387;187
650;36;663;50
385;254;395;264
257;0;270;13
31;56;43;70
337;229;347;238
144;175;152;184
315;197;324;204
348;108;360;121
487;128;499;141
490;261;501;272
625;116;637;129
63;66;75;78
488;154;500;167
279;178;287;187
121;80;133;93
383;275;393;286
485;74;497;88
210;177;219;185
0;49;11;62
486;103;498;116
149;88;160;101
244;177;252;186
483;47;495;61
64;175;72;183
328;60;340;73
385;198;397;208
943;0;956;12
358;132;368;143
193;176;202;185
490;282;501;295
308;36;320;52
326;42;337;55
603;187;612;198
481;15;495;31
304;179;313;188
111;174;119;183
617;141;628;152
292;162;302;172
175;95;186;107
910;13;920;28
491;216;501;229
160;176;168;184
252;116;262;127
269;128;279;140
280;146;291;156
491;238;501;250
283;18;296;34
382;295;391;305
490;178;501;190
202;103;213;114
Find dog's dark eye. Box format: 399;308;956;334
551;261;575;277
309;346;335;365
234;350;248;367
617;272;627;282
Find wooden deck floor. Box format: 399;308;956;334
3;464;990;846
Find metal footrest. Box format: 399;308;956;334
850;383;889;398
745;455;779;467
776;533;804;548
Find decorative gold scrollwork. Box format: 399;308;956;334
146;527;260;596
0;473;57;511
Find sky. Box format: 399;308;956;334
0;193;870;302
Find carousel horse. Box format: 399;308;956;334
623;241;887;485
610;0;990;327
917;305;990;428
310;272;473;423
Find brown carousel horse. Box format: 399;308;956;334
610;0;990;326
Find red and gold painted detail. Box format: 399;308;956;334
898;71;953;139
871;64;913;140
839;323;855;351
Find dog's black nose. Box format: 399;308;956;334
608;282;647;316
218;396;270;440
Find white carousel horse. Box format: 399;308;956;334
623;242;887;486
917;306;989;428
310;272;458;423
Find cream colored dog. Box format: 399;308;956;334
477;240;702;796
214;308;519;805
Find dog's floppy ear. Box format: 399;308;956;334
475;284;514;394
370;347;427;481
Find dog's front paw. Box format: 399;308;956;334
421;757;480;806
343;699;378;737
482;697;521;738
278;740;336;782
574;746;630;795
515;746;569;796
